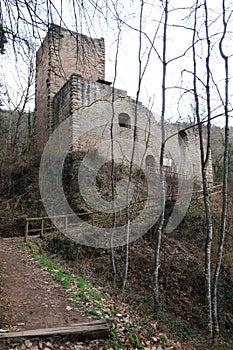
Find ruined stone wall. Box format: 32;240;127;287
52;72;213;187
53;73;156;152
53;78;72;129
165;126;213;188
35;25;213;187
35;24;105;151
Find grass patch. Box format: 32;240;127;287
20;246;111;320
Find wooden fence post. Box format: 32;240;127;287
65;216;68;230
25;220;29;242
40;219;44;238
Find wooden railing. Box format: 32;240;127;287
24;212;93;242
24;183;223;242
24;197;157;242
194;182;223;200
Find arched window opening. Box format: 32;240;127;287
118;113;131;129
178;130;189;145
146;154;155;167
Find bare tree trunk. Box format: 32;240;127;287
110;25;121;288
122;0;144;291
212;0;229;338
203;0;213;337
192;0;213;336
154;0;168;312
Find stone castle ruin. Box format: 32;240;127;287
35;24;213;190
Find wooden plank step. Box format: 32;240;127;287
0;320;108;340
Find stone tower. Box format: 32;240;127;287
34;25;213;188
35;24;105;151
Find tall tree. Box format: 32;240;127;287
154;0;168;312
212;0;230;338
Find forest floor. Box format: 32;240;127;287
0;229;232;350
0;232;189;350
0;236;183;350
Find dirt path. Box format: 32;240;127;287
0;237;88;332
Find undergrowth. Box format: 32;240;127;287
19;243;150;349
18;238;233;350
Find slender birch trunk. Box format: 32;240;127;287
122;0;144;290
154;0;168;312
203;0;214;337
110;26;121;287
212;0;229;338
192;0;213;336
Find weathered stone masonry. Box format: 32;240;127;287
35;24;213;187
35;24;105;151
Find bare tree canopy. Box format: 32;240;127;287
1;0;233;121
